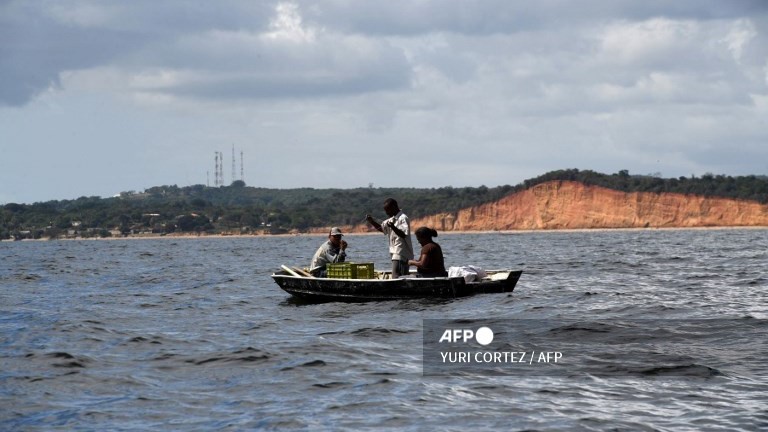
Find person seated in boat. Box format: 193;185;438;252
309;227;348;277
408;227;448;278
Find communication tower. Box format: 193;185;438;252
230;145;235;185
214;151;225;186
214;152;220;186
212;148;244;186
218;151;224;186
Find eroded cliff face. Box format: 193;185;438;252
406;181;768;231
337;181;768;233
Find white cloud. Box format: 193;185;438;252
598;18;700;65
265;2;316;43
721;18;757;62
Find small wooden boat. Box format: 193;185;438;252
271;267;523;302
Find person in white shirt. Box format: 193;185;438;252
366;198;414;279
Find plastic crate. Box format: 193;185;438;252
327;262;375;279
326;263;352;278
352;262;375;279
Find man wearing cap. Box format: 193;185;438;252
309;227;348;277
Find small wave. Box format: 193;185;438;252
228;347;271;363
317;330;345;336
312;381;348;389
350;327;413;337
41;352;90;368
127;336;163;344
188;357;225;365
638;363;723;378
280;359;326;371
549;323;614;334
181;347;273;365
153;353;177;361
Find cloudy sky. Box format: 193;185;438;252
1;0;767;203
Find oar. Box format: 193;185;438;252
280;265;301;277
291;267;315;278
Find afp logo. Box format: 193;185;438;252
439;326;494;346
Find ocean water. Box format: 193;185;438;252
1;229;767;431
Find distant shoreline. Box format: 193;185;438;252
3;225;767;242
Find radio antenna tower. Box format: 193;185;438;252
214;152;220;186
231;144;236;185
218;151;224;186
214;151;225;186
240;150;244;183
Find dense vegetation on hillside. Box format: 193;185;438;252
522;169;768;203
2;169;767;240
0;181;514;239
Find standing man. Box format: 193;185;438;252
366;198;414;279
310;227;348;277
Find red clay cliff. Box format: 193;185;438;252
339;180;768;233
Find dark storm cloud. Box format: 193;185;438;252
0;5;138;105
0;0;274;106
